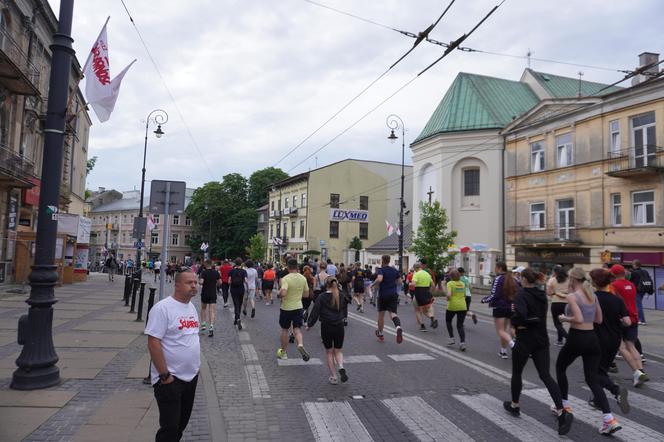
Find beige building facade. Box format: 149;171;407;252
267;159;413;264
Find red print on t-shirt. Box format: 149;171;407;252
178;316;199;330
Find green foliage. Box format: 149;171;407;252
84;189;92;200
349;236;363;250
248;167;288;208
410;201;457;275
246;233;267;262
86;156;98;175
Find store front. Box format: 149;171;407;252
611;252;664;311
514;247;591;275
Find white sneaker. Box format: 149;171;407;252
447;338;455;346
633;370;647;387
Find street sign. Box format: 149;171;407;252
319;240;325;247
132;217;147;239
149;180;186;214
134;240;145;249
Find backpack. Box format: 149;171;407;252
230;269;244;288
635;269;654;294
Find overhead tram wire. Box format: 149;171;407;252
286;0;507;174
119;0;215;180
273;1;457;168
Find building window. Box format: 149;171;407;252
631;111;657;167
329;221;339;238
151;232;159;245
556;199;575;240
172;215;180;225
300;220;305;237
302;193;307;207
290;222;295;238
609;120;621;153
529;203;545;230
277;199;281;211
359;222;368;240
184;234;191;244
171;233;179;246
632;190;655;225
530;141;545;172
463;168;480;196
276;223;281;237
283;222;287;238
330;193;340;209
284;197;289;209
185;217;192;226
293;195;297;208
556;133;573;167
271;200;274;211
611;193;622;226
270;224;274;238
359;196;369;210
153;214;160;224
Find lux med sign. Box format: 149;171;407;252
329;209;369;222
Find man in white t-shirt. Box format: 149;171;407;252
154;259;163;282
243;259;259;319
326;259;338;277
145;270;200;441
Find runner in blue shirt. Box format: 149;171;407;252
371;255;404;344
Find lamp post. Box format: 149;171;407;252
135;109;168;278
387;114;405;276
11;0;75;390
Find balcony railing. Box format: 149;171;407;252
606;146;664;178
0;142;36;186
507;223;581;245
0;27;40;95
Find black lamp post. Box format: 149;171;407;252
11;0;75;390
387;114;405;276
135;109;168;276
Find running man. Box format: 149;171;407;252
351;262;366;313
371;255;403;344
228;258;247;330
219;260;233;308
410;259;438;330
276;259;311;361
154;258;162;283
242;260;259;319
198;260;220;337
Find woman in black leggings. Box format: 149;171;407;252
546;266;569;345
503;268;573;436
556;267;621;435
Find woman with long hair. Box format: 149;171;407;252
503;268;573;435
546;266;569;345
481;262;517;359
306;276;351;384
302;265;315;321
556;267;621;435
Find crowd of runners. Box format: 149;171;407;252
152;252;653;437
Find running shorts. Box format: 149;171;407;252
321;322;344;349
262;280;274;291
353;286;365;294
413;287;433;307
492;307;512;318
622;324;638;342
201;292;217;304
279;308;304;329
154;269;160;274
246;288;256;301
378;294;399;313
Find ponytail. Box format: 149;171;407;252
569;267;594;303
325;276;340;310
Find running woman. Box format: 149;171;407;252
351;262;366;313
276;259;311;361
262;264;276;305
556;267;621;435
445;270;467;351
503;268;574;436
302;265;316;322
481;262;517;359
198;260;220;337
242;260;258;319
410;259;439;330
306;276;350;384
228;258;247;330
546;266;569;346
458;268;477;324
588;268;630;414
219;260;233;308
371;255;403;344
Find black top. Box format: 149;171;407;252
307;290;351;327
376;266;400;297
229;267;247;291
511;286;549;346
200;268;220;297
595;290;629;343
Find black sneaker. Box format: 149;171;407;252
503;401;520;417
289;334;295;344
557;410;573;435
419;324;427;332
251;308;255;319
297;345;310;362
237;320;242;331
233;319;237;325
430;318;438;329
242;309;247;317
343;319;348;326
208;329;214;337
339;368;349;383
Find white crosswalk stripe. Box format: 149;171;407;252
382;396;473;441
524;388;664;441
387;353;436;362
277;358;323;366
582;386;663;419
647;382;664;393
453;393;569;441
344;355;381;363
303;401;373;442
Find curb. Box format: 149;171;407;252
200;353;227;441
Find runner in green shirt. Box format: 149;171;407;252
445;269;468;351
459;268;478;324
276;259;311;361
409;258;438;330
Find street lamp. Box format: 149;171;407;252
11;0;75;390
135;109;168;275
386;114;405;276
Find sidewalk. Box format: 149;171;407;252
0;273;217;442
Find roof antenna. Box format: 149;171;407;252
527;48;532;69
577;71;584;97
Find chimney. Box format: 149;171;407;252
98;186;106;192
632;52;660;86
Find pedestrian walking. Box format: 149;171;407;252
546;266;569;346
306;276;351;384
409;259;439;330
481;262;517;359
556;267;622;435
242;260;259;319
458;268;477;325
445;269;468;351
199;260;220;337
228;258;248;330
629;259;653;325
105;254;118;281
219;260;233;308
371;255;403;343
276;259;311;361
503;268;574;436
145;270;200;441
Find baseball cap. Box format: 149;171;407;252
609;264;626;275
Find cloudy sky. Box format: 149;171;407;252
48;0;663;193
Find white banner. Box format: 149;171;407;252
329;209;369;223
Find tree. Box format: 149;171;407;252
86;156;98;175
246;233;267;262
349;236;363;263
410;201;457;276
248;167;288;208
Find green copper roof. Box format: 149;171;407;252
528;69;622;98
414;73;539;143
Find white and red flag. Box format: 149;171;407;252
385;220;394;237
147;214;156;231
82;17;135;122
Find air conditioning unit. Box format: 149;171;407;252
283;208;290;215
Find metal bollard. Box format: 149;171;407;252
146;287;157;323
129;278;140;313
135;283;146;322
123;275;132;304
